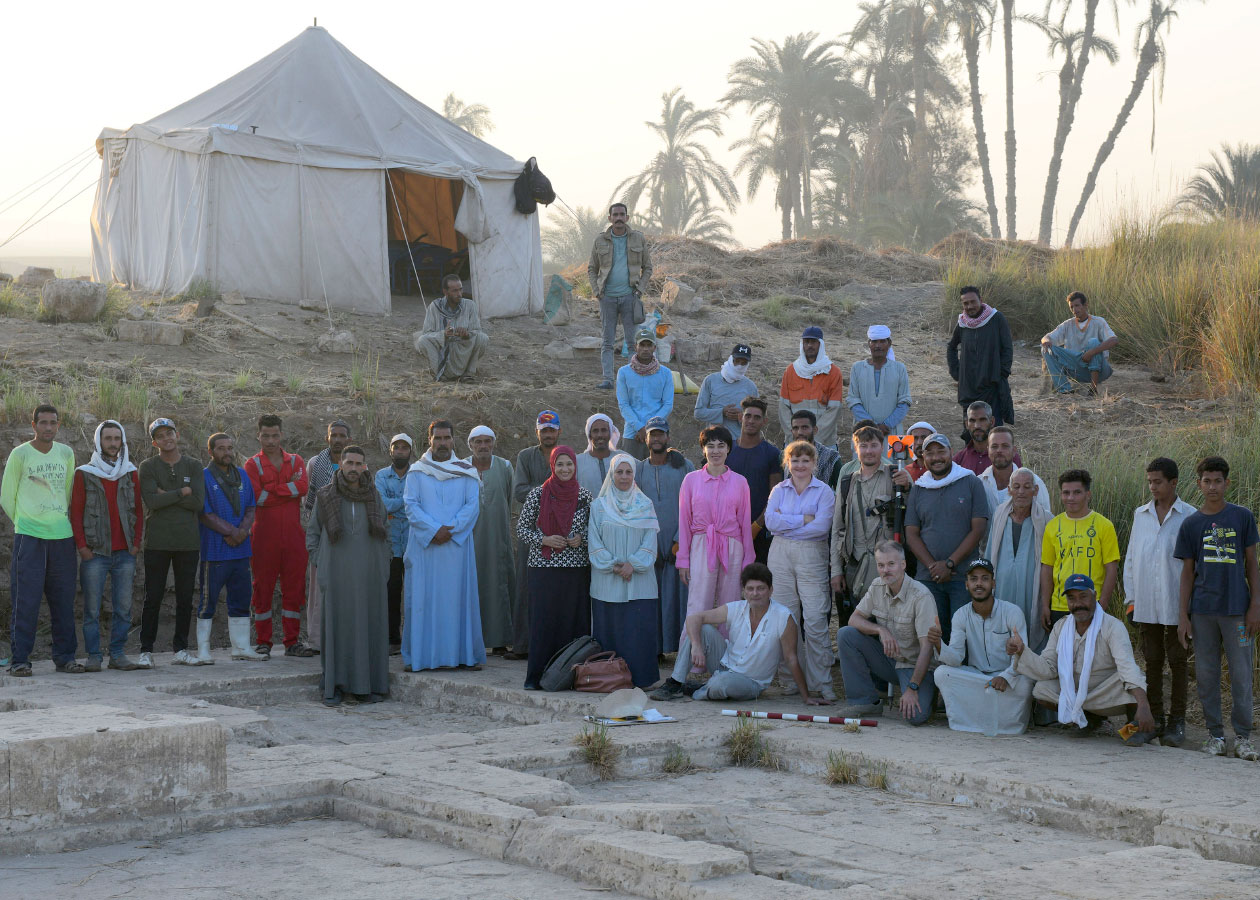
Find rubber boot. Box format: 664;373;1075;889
230;617;266;660
195;618;216;665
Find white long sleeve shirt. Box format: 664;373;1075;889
1123;497;1196;625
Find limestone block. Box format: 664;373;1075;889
115;319;186;346
39;279;107;321
125;304;146;320
16;266;55;287
221;289;246;305
570;335;603;352
543;339;574;359
662;278;705;314
671;337;725;364
317;329;355;353
0;705;226;819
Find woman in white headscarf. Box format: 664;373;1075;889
587;453;660;686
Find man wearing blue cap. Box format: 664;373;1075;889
779;326;845;447
1007;572;1155;742
695;344;758;429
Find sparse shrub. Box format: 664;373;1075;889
574;724;620;780
865;761;889;791
842;721;862;734
661;745;694;775
825;751;859;785
752;294;810;330
725;717;780;769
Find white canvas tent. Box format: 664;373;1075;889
91;26;542;318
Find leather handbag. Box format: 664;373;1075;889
573;651;633;693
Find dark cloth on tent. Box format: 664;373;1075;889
946;311;1015;425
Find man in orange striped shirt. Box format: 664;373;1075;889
778;326;844;449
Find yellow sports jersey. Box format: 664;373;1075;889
1041;511;1120;611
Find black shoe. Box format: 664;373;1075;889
388;643;401;656
681;680;702;697
1162;716;1186;748
1072;713;1105;738
322;689;343;707
285;642;318;658
523;681;540;691
650;678;685;701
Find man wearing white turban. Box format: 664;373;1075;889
468;425;517;653
577;413;621;496
846;324;911;432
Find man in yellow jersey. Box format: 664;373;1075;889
1039;469;1119;633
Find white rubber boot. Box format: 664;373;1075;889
230;617;266;660
195;618;215;665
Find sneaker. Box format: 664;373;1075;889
171;649;197;666
649;678;686;701
284;642;318;658
1203;736;1227;756
8;662;33;677
84;656;103;673
1161;717;1186;748
1234;738;1259;761
108;654;139;671
681;680;703;697
136;652;154;669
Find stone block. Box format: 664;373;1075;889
115;319;186;346
671;337;725;364
317;329;355;353
125;304;146;320
39;279;107;321
543;339;574;359
0;704;226;819
221;289;246;305
570;335;603;352
16;266;55;287
662;278;705;314
299;298;322;311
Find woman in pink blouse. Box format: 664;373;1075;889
677;426;754;641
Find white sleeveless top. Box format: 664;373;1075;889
721;599;793;687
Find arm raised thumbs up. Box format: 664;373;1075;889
1006;625;1025;658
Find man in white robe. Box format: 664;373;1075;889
576;413;620;496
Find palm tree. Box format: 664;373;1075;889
1176;144;1260;221
1035;0;1123;245
731;129;794;239
541;205;604;268
442;93;494;137
1001;0;1017;238
614;88;739;236
943;0;1002;238
723;33;848;236
1064;0;1188;245
637;187;737;246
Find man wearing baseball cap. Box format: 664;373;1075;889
695;343;758;430
903;421;935;481
635;416;695;652
617;328;674;460
137;417;206;668
779;325;844;447
375;433;414;653
507;410;563;659
1006;572;1156;743
935;558;1034;735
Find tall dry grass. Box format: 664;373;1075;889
941;217;1260;392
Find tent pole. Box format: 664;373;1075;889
386;169;425;304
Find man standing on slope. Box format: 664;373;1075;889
947;286;1013;431
590;203;653;390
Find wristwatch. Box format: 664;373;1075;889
908;681;920;692
945;559;956;571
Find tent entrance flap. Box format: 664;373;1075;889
386;169;469;296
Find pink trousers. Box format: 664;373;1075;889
683;534;744;654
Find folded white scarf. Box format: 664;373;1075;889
411;451;480;482
77;419;137;482
720;356;749;384
1057;604;1103;728
913;461;971;490
791;339;833;379
584;413;621;453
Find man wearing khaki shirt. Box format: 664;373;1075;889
835;540;941;724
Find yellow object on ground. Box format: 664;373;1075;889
673;371;700;394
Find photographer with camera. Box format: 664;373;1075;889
831;425;912;612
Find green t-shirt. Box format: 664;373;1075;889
0;441;75;539
1041;510;1120;611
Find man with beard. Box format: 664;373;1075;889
402;421;483;671
979;426;1046;515
577;413;620;496
415;275;490;382
935;558;1034;735
197;433;263;662
695;344;757;429
947;286;1014;429
468;425;516;654
779;325;845;447
1008;573;1155;743
616;329;673;460
305;445;390;706
903;421;936;482
953;402;1021;476
375;433;414;654
507;410;562;659
905;433;989;643
302;420;352;650
636;417;694;656
846;325;911;432
787;410;842;489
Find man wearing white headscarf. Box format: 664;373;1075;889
779;325;845;447
847;325;911;432
468;425;517;653
577;413;621;496
71;420;143;671
588;453;660;686
695;343;758;428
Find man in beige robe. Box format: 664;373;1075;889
414;275;489;381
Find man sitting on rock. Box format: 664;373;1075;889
1040;291;1118;395
650;563;826;705
1007;573;1156;743
414;275;489;382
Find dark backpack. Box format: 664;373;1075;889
513;156;555;215
540;635;602;691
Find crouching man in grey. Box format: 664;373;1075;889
650;563;828;705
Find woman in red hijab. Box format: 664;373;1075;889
516;445;593;689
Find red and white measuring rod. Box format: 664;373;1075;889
722;710;878;727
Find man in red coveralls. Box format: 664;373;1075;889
246;414;316;658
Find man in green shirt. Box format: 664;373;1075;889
1;404;82;676
137;417;206;668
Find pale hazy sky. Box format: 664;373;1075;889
1;0;1254;259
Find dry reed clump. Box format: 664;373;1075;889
574;724;620;780
865;761;890;791
661;745;695;775
928;230;1058;270
725;717;782;770
825;751;859;786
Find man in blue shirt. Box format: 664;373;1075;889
726;397;783;564
375;433;414;654
589;203;653;390
616;328;673;460
198;433;263;662
695;343;758;429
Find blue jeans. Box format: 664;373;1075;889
1193;614;1253;740
922;577;969;644
671;624;764;701
10;535;78;666
198;557;252;619
600;294;636;380
80;550;136;658
836;626;937;726
1042;338;1112;392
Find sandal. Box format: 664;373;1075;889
8;662;32;677
56;661;86;674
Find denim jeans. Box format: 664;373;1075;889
1193;614;1253;740
9;535;78;666
600;294;637;380
1042;338;1112;392
80;550;136;658
922;577;970;644
836;626;937;726
671;624;763;701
